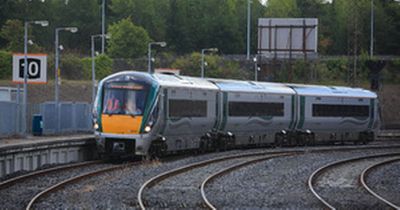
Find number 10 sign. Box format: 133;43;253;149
12;53;47;84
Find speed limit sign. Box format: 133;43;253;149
12;54;47;84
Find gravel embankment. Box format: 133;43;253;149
205;149;400;209
18;145;400;209
33;149;267;209
0;162;113;210
364;159;400;207
315;156;399;209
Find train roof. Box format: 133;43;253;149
288;84;377;98
209;79;296;95
152;73;219;90
101;71;377;99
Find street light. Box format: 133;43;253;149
55;26;78;133
370;0;374;57
247;0;252;60
91;34;110;103
101;0;106;54
21;20;48;135
148;41;166;73
201;48;218;78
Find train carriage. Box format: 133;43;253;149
210;79;296;146
289;85;379;144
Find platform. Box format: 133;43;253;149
0;134;96;179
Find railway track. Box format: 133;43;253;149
0;160;112;210
308;152;400;210
137;144;400;209
1;143;400;209
360;158;400;209
25;161;143;210
200;152;295;210
137;151;303;209
0;160;103;190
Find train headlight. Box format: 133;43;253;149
93;123;99;130
144;125;151;133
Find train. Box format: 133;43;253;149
93;71;380;158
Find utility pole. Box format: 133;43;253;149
246;0;251;60
370;0;374;58
101;0;106;54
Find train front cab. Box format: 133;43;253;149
94;73;159;157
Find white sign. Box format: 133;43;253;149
258;18;318;59
12;54;47;84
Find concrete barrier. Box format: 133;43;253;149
0;136;96;179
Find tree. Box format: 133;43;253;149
171;53;250;79
110;0;169;41
107;18;152;58
265;0;299;17
82;54;113;80
0;19;42;52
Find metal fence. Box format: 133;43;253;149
0;101;93;138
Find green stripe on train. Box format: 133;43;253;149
140;83;160;133
288;95;295;129
212;93;219;130
297;96;305;129
96;80;104;132
368;99;375;129
160;89;168;135
219;92;228;131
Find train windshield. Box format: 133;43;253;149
102;82;149;115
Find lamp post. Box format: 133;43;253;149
370;0;374;57
91;34;109;103
201;48;218;78
147;41;166;73
246;0;252;60
55;27;78;133
101;0;106;54
21;20;48;135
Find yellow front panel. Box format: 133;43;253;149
101;114;143;134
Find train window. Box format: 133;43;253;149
103;82;149;115
312;104;369;117
169;99;207;118
229;102;284;117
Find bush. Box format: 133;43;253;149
0;50;12;79
82;54;113;80
384;58;400;84
59;53;84;80
171;53;250;80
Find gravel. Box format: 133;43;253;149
0;162;113;210
32;149;268;209
204;149;400;209
3;143;400;209
315;156;399;209
363;158;400;207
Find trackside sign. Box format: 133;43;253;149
12;53;47;84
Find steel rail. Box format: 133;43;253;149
0;160;103;190
200;152;295;210
308;152;400;210
137;150;304;210
360;158;400;209
138;144;400;210
26;161;142;210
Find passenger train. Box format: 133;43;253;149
93;71;379;158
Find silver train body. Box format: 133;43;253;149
93;71;380;157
